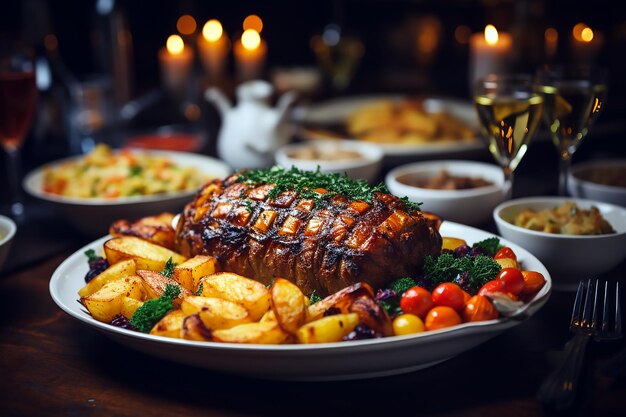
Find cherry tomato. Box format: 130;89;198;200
521;270;546;300
393;314;425;336
431;282;466;312
400;286;433;319
463;295;499;322
494;246;517;261
478;279;504;296
462;289;472;304
497;267;525;295
425;306;462;331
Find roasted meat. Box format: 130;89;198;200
175;171;442;296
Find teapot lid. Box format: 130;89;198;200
236;80;273;101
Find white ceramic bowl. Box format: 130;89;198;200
568;159;626;207
0;215;17;272
385;160;505;225
493;197;626;289
274;140;384;183
24;150;232;237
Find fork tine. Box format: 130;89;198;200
591;279;601;330
581;279;595;329
602;281;610;334
570;280;585;329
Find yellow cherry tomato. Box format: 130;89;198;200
393;314;425;336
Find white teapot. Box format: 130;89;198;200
205;80;297;170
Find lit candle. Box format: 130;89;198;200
544;27;558;62
570;23;603;63
469;25;513;90
197;19;230;79
158;34;194;94
234;28;267;81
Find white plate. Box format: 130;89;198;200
49;222;551;381
293;95;486;158
23;150;232;237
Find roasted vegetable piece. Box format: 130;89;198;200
173;255;219;292
181;296;251;330
136;270;191;306
212;321;289;344
181;314;213;341
78;258;136;297
306;282;374;321
130;283;181;333
150;309;186;338
81;275;145;323
297;313;360;344
104;236;186;272
109;212;177;250
198;272;271;321
270;278;307;334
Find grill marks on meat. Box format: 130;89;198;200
175;174;442;296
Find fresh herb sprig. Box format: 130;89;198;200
130;283;181;333
236;166;421;211
162;257;177;278
423;253;501;292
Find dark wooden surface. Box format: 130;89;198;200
1;139;626;417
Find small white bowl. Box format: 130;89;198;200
568;159;626;207
385;160;505;225
275;140;383;183
0;215;17;272
23;150;232;237
493;197;626;289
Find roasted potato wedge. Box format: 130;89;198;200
81;275;145;323
78;259;136;297
181;296;251;330
150;309;186;338
136;270;191;305
296;313;359;344
270;278;306;334
181;314;212;341
109;212;177;250
173;255;218;292
211;321;289;344
198;272;271;321
307;282;374;321
120;296;144;319
103;236;186;272
349;294;393;336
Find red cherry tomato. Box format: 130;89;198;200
400;286;433;319
431;282;466;312
463;295;499;322
478;279;504;296
496;267;525;295
425;306;462;331
494;247;517;261
521;270;546;300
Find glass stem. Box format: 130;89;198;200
558;150;572;196
4;147;25;222
503;166;514;200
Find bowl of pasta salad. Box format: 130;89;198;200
24;144;231;236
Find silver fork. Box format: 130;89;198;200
536;279;622;411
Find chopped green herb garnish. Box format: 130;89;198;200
472;237;503;257
389;277;417;296
266;279;275;289
309;290;322;305
236;166;421;211
130;283;181;333
84;249;99;262
244;199;253;213
129;165;143;177
194;283;204;296
423;253;501;291
162;257;177;278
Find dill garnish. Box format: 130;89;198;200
236;166;421;211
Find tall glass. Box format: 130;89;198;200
535;65;608;196
474;74;544;200
0;45;38;221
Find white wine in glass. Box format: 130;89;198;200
475;74;544;200
536;66;608;195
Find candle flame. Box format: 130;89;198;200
573;23;590;42
203;19;223;42
243;14;263;33
166;35;185;55
581;27;594;42
484;25;499;45
241;29;261;51
177;15;197;35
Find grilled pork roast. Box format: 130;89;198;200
175;169;442;296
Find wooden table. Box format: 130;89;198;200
2;141;626;417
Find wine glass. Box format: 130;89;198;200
535;65;608;196
0;44;38;222
474;74;544;200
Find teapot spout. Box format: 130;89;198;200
204;87;232;117
276;91;298;121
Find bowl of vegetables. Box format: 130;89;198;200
23;144;231;237
493;197;626;289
